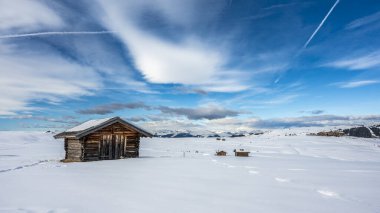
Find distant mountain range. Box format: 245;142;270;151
314;124;380;138
343;125;380;138
153;129;264;138
154;124;380;138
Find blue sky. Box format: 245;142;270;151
0;0;379;131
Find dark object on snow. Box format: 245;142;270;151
234;149;250;157
346;127;372;138
54;117;153;162
343;129;350;135
249;131;264;135
216;150;227;156
157;132;202;138
370;127;380;137
316;131;345;137
230;134;245;138
173;133;198;138
313;125;380;138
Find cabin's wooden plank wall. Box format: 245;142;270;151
80;122;141;161
64;139;68;159
125;137;140;158
66;138;82;161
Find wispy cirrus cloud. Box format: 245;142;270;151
250;114;380;128
3;114;79;125
346;11;380;30
126;116;147;122
78;102;241;120
0;1;156;115
325;51;380;70
77;102;152;115
261;94;300;105
157;105;240;120
299;110;325;115
141;114;380;132
0;1;102;115
0;41;102;115
0;0;63;31
205;114;380;130
332;80;380;88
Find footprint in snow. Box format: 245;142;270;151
317;190;339;198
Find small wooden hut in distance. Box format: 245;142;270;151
215;150;227;156
234;149;250;157
54;117;153;162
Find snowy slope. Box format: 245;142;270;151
0;131;380;213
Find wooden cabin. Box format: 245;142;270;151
54;117;153;162
215;150;227;156
234;149;250;157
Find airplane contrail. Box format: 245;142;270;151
303;0;340;49
272;0;339;84
0;31;115;39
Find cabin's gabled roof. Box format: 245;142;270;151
54;117;153;139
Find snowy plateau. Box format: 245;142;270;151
1;129;380;213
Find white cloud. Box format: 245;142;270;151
141;119;204;132
139;114;380;132
0;0;161;115
261;94;300;105
67;35;155;94
125;33;222;84
0;42;102;115
326;51;380;70
205;117;258;132
0;0;105;115
0;0;63;31
333;80;379;88
232;94;300;108
96;0;249;92
346;11;380;30
157;104;241;120
250;114;380;128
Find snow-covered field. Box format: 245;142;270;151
1;130;380;213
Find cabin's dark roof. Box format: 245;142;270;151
54;117;153;139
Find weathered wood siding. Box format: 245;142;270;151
235;151;250;157
65;138;82;161
81;122;141;161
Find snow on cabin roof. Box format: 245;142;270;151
54;117;153;139
66;117;113;132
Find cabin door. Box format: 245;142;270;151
100;135;122;160
100;136;109;160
